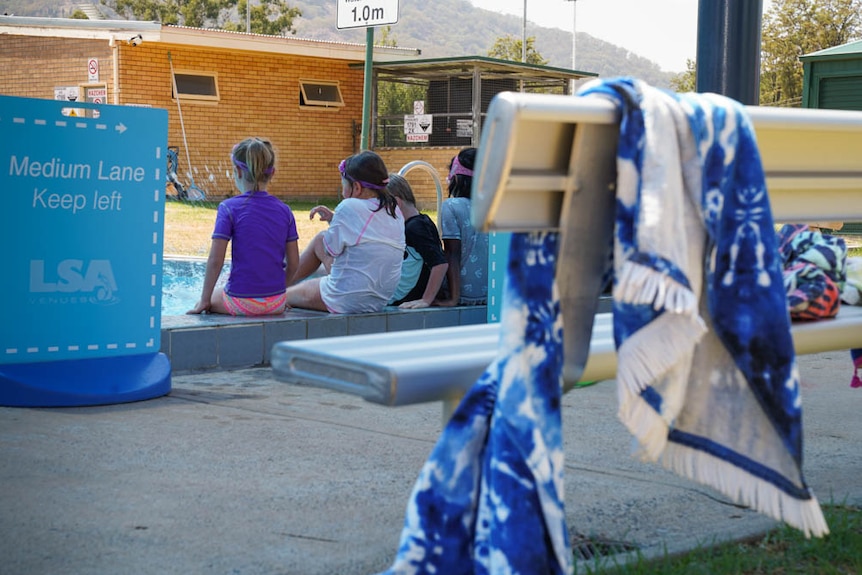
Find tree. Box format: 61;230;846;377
487;34;548;65
70;9;90;19
760;0;862;106
102;0;184;25
222;0;300;35
670;58;696;93
101;0;300;34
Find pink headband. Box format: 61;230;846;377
339;158;389;190
232;143;274;175
449;155;473;179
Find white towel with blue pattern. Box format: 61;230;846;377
579;78;827;540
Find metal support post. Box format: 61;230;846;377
696;0;763;104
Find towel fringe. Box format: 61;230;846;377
615;261;700;315
615;310;707;396
619;392;830;538
617;387;670;461
661;441;830;538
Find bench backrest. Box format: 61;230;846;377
472;91;862;232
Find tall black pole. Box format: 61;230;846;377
696;0;763;105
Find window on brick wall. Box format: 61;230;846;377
172;71;220;102
299;80;344;108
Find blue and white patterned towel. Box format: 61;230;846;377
578;78;828;538
382;232;571;574
381;78;827;575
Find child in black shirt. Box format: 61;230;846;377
387;173;449;308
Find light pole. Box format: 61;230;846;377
522;0;527;64
567;0;578;93
520;0;527;92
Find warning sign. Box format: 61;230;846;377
88;57;99;82
54;86;79;101
86;87;107;104
404;114;432;135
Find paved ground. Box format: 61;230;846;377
1;350;860;574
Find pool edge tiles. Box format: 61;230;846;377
160;305;488;373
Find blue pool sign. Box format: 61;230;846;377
0;95;171;406
486;232;511;323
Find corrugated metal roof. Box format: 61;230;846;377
354;55;596;82
800;39;862;61
0;15;420;61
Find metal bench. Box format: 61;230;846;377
271;91;862;409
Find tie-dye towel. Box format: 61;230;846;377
842;256;862;305
382;232;571;574
578;77;828;538
382;78;827;575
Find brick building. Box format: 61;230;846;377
1;16;591;208
0;16;430;203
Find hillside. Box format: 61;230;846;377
0;0;676;87
294;0;675;87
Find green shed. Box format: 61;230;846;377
800;41;862;235
801;40;862;110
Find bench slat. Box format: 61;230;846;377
271;307;862;406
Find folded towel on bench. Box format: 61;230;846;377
381;78;828;575
778;223;847;320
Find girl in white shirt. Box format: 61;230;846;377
286;151;405;313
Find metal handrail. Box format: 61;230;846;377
398;160;444;230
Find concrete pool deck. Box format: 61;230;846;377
0;350;860;574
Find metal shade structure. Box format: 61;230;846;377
354;55;596;147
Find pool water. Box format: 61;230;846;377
161;258;229;316
160;258;323;316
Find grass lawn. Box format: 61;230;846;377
164;199;336;257
581;503;861;574
164;198;440;258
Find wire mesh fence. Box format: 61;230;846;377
375;73;568;148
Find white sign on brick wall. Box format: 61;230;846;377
87;58;99;82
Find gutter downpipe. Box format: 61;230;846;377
109;35;120;105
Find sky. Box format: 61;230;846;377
468;0;773;73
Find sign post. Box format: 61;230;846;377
0;95;170;406
336;0;400;150
336;0;399;29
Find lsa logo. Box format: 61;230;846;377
29;259;119;305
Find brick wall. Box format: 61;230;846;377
0;36;365;202
0;37;112;100
124;42;365;203
0;35;472;208
377;146;466;210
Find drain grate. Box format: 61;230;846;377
571;533;639;562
